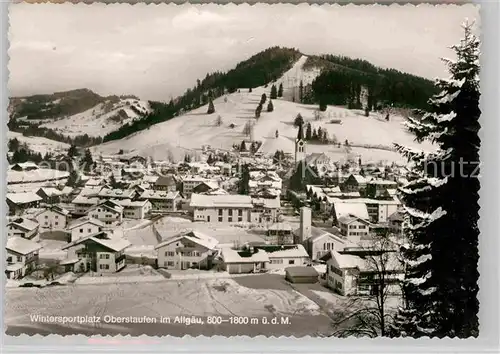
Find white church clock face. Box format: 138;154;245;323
298;141;304;147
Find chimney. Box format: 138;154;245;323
299;206;312;243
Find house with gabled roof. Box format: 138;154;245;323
97;188;138;201
87;200;123;226
139;190;181;212
7;217;39;240
153;175;177;192
343;174;369;193
6;192;42;215
115;198;152;219
67;216;105;242
35;205;70;230
338;214;372;243
36;187;63;204
322;248;404;296
220;247;269;274
61;231;130;273
6;236;42;279
155;230;219;270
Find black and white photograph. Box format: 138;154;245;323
5;3;481;338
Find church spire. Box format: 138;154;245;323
297;123;304;140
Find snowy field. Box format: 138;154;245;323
94;55;434;164
7;169;69;184
153;218;266;246
39;98;151;138
5;277;334;336
7;130;69;155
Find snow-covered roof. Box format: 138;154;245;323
6;192;42;205
6;236;42;255
90;200;124;214
337;214;371;226
67;216;105;230
98;188;136;199
37;187;63;197
114;198;150;208
72;195;100;205
368;179;398;186
330;250;367;269
349;174;368;184
221;247;270;264
261;244;309;259
6;263;24;272
333;201;370;221
8;217;39;232
154;175;176;186
62;231;130;252
37;205;70;216
61;186;74;194
334;198;401;206
140;190;180;200
251;197;280;209
190;193;253;209
59;258;80;265
155;230;218;251
268;222;292;232
92;237;131;252
10;162;39;170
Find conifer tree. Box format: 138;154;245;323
207;99;215;114
305;123;312;141
317;127;323;142
267;100;274;112
391;23;480;338
294;113;304;128
270;85;278;99
278;83;283;97
260;93;267;105
312;128;318;140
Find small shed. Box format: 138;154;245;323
285;266;319;284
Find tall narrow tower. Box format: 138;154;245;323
294;123;306;164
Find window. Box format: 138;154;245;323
193;251;200;257
7;256;12;262
166;251;175;257
238;209;243;216
88;228;92;233
98;208;102;212
228;210;233;216
80;228;84;233
55;222;58;226
105;254;110;259
45;222;48;226
45;215;48;219
99;264;110;270
228;217;233;222
288;260;295;265
55;215;58;219
218;209;223;216
218;217;223;222
100;254;105;259
17;256;23;262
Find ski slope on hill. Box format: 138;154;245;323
36;98;151;138
8;130;70;155
93;55;434;164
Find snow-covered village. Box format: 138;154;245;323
4;4;481;339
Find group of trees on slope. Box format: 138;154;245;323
310;55;437;111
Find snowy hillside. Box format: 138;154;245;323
93;55;434;164
7;131;69;155
278;55;321;102
35;98;151;138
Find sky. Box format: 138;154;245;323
9;3;479;101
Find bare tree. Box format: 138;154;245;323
329;235;404;337
215;115;223;127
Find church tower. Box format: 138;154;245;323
295;123;306;164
